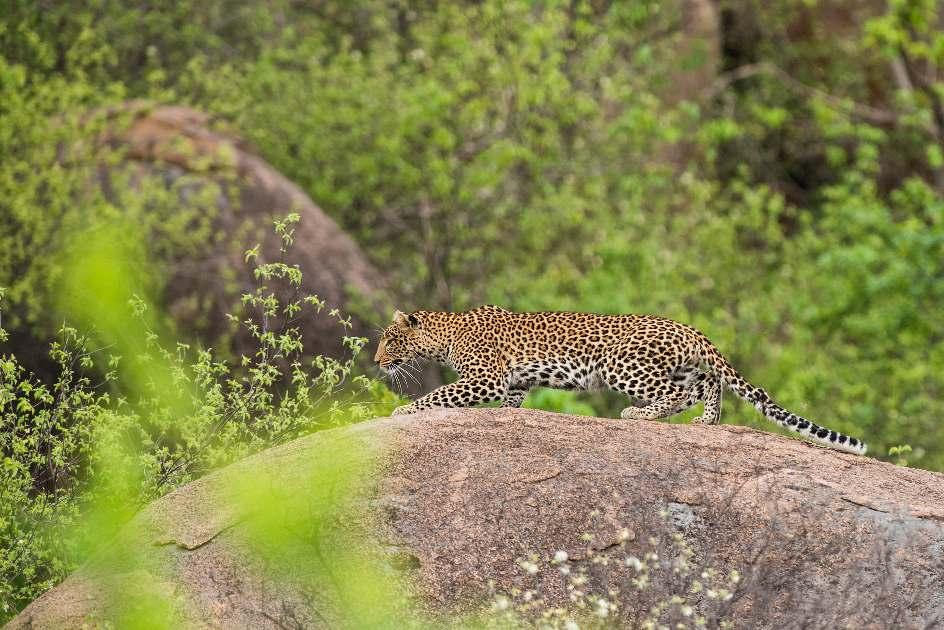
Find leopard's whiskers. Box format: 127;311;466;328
398;361;421;386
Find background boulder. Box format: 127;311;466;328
97;101;388;362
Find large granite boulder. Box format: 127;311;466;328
7;408;943;628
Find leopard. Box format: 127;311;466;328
374;305;867;455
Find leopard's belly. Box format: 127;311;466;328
506;357;608;392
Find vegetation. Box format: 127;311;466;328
0;215;398;619
2;0;944;624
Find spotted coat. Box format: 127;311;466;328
374;305;866;455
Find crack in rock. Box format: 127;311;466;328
152;520;241;551
517;468;562;483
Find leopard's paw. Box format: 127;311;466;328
691;415;719;425
620;406;645;421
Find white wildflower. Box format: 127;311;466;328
554;550;569;563
595;598;611;618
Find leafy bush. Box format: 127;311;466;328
0;215;398;622
163;0;944;469
0;56;223;361
4;0;944;622
181;0;691;310
0;324;104;617
5;0;944;468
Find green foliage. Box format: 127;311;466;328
524;389;597;418
0;216;396;621
0;54;222;345
183;0;689;309
0;325;106;616
888;444;914;467
0;288;7;344
0;0;285;92
5;0;944;621
169;0;944;471
230;439;422;628
170;0;944;469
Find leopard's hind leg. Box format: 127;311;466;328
620;387;692;421
667;368;723;424
690;374;722;424
618;369;693;421
621;366;722;423
603;351;698;422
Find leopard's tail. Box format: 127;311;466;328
697;338;867;455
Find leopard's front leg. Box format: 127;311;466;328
392;377;502;415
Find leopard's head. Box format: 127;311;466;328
374;310;444;371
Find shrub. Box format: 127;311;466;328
170;1;944;467
0;55;222;363
0;215;398;622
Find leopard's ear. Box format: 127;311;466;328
394;310;422;329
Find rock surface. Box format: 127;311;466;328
8;409;944;629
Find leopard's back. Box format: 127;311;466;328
451;307;707;370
